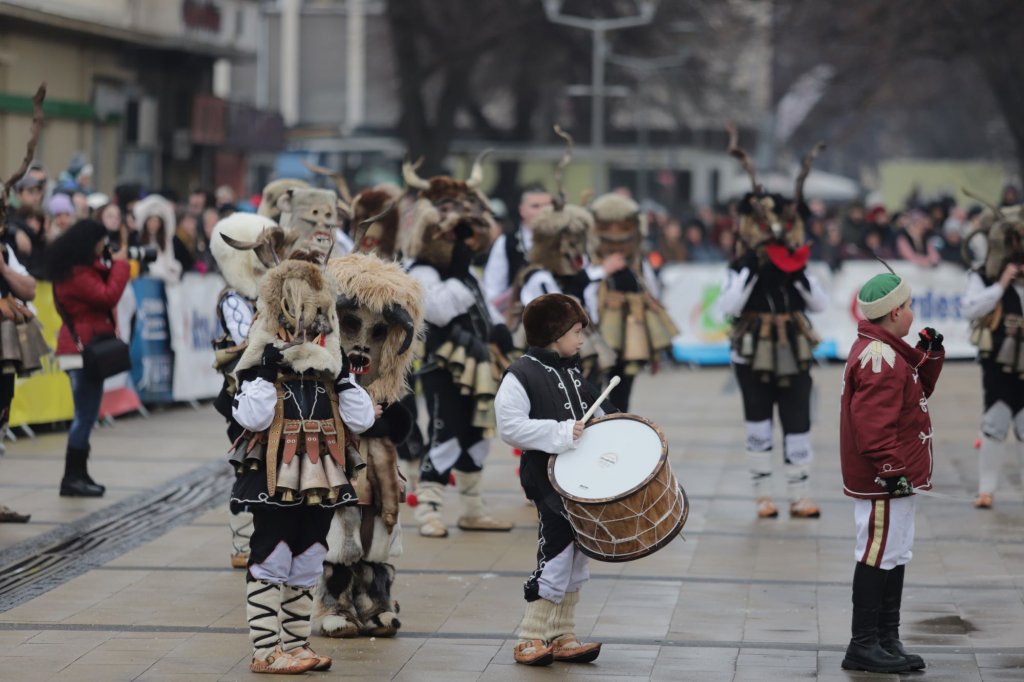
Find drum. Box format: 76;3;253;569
548;413;688;562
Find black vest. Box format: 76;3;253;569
505;348;599;499
731;259;808;314
976;268;1024;348
504;228;528;289
521;267;592;302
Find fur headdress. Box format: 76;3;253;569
727;123;823;262
590;192;647;263
962;189;1024;281
258;178;310;223
528;127;593;276
326;254;424;403
400;153;496;268
235;260;342;378
210;213;279;299
133;194;182;281
523;293;589;348
349;184;402;260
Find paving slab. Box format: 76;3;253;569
0;363;1022;680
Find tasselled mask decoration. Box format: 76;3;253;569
530;125;593;276
400;151;496;269
727;123;824;273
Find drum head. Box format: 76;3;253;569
550;414;667;503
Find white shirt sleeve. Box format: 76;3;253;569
482;234;510;307
5;246;29;277
642;260;660;297
495;374;577;454
232;378;277;432
794;271;828;313
961;270;1004;321
221;293;255;345
407;265;477;326
336;378;376;434
519;270;561;305
716;267;757;318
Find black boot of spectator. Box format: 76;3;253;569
60;446;104;497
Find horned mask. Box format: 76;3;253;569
963;189;1024;282
350;184;403;260
210;213;280;299
235;260;343;378
258;178;311;223
326;254;424;403
727;124;824;271
531;126;593;276
400;152;495;269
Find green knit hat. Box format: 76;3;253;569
858;273;911;319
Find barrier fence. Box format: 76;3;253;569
661;261;975;365
11;262;976;427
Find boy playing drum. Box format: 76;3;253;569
839;270;944;673
495;293;611;666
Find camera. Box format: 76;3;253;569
105;235;159;264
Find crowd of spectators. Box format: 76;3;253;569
1;155;253;287
644;183;1021;272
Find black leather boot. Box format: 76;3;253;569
878;564;925;670
60;446;104;497
841;563;911;673
78;446;106;493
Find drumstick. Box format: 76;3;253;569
581;376;620;424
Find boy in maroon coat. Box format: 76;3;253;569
839;271;944;674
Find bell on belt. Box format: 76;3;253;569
0;320;22;363
447;344;467;376
644;308;673;352
457;355;477;392
739;331;754;358
795;332;813;366
752;338;774;375
623;294;650;362
599;288;626;351
994;336;1017;371
775;341;799;380
433;340;455;366
972;325;993;356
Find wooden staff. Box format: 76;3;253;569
581;376;620;423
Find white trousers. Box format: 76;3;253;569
853;496;917;570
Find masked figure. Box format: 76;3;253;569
961;195;1024;509
209;212;280;568
588;192;679;412
716;126;828;520
401;154;514;537
315;253;422;638
229;258;376;674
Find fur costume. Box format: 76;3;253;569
317;254;424;638
403;154;513;536
350;184;403;260
230;258;377;673
258;178;311;223
133;194;182;282
588;193;678;409
717;126;829;517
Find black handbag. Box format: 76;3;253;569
54;292;132;381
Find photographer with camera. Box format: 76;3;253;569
48;220;131;497
132;195;182;282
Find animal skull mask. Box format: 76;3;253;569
350;184;402;260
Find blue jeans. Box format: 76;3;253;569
66;369;104;451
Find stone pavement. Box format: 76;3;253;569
0;363;1022;681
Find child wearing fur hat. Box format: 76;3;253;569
839;271;944;674
495;293;610;666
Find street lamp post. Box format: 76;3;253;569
605;51;689;202
543;0;659;196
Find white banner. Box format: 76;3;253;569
165;272;226;401
660;261;974;364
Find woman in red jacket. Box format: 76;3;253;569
48;220;130;497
